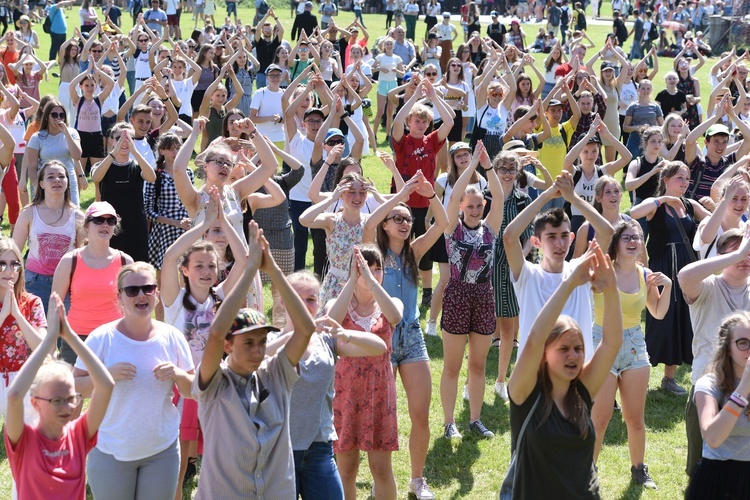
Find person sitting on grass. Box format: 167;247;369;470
5;292;115;500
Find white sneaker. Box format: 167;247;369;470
426;321;438;337
408;477;436;500
462;384;469;401
494;381;509;401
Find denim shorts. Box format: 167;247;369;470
391;319;430;366
592;323;650;376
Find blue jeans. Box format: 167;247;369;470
293;442;344;500
256;72;267;89
24;270;53;315
626;132;642;162
290;199;312;271
126;70;136;97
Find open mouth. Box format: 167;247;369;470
134;301;150;311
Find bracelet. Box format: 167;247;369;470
248;131;257;139
427;192;436;199
729;395;746;408
732;391;749;407
654;198;660;208
341;111;350;119
160;97;169;102
724;404;741;418
108;153;115;160
78;174;85;178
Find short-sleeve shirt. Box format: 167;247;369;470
537;120;574;178
436;23;456;40
625;101;663;128
143;8;167;35
695;373;750;461
75;322;194;461
375;53;402;82
194;351;300;499
4;414;96;500
0;293;46;374
392;130;445;208
249;87;284;142
688;152;736;201
447;220;495;283
45;4;67;35
655;89;687;118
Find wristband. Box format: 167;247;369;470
160;97;169;102
248;131;257;139
729;395;746;408
108;153;116;160
78;174;85;178
732;391;749;407
654;198;660;208
427;192;437;199
724;404;741;418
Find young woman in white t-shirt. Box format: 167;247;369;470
160;189;247;493
371;36;404;140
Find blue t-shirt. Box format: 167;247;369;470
45;5;67;35
143;8;167;35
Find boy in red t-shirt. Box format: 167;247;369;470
392;78;453;306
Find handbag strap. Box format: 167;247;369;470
513;393;541;454
665;202;697;262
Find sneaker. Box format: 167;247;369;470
631;463;657;489
468;419;494;438
462;384;469;401
408;477;436;500
490;337;501;348
421;292;432;308
494;381;509;401
444;422;462;439
183;457;198;485
614;400;621;412
661;377;688;396
426;321;438;337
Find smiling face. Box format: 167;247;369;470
459;191;485;226
109;128;133;154
118;270;159;318
226;113;244;138
597;180;622;212
667;118;684;139
182;249;218;292
729;324;750;376
726;185;750;220
615;225;643;260
129;111;152;138
706;134;730;158
664;165;690;196
382;205;414;242
341;181;367;211
0;249;19;295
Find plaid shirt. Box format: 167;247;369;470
564;92;607;150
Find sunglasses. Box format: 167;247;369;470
138;38;149;42
326;139;344;146
120;284;158;297
0;260;22;272
385;215;414;225
91;49;102;53
299;47;309;52
450;63;462;67
50;111;65;119
735;338;750;351
425;72;437;76
90;216;118;226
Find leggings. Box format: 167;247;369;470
2;157;20;225
385;10;393;28
87;439;180;500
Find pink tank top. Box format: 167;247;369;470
75;98;102;133
67;250;125;336
26;206;76;276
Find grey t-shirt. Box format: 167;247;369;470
289;333;338;450
686;275;750;385
625;101;663;128
695;373;750;461
27;127;81;206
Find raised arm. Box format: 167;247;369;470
173;118;204;216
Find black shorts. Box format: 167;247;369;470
447;109;464;142
430;232;448;263
191;90;206;114
79;130;105;159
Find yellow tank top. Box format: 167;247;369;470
594;265;647;329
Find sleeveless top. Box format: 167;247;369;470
594;265;647;329
68;250;125;336
382;250;418;326
74;97;102;132
194;185;245;248
634;155;661;201
447;220;495;283
26;206;77;276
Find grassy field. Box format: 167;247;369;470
0;1;715;498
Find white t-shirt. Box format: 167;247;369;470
134;49;151;79
513;259;594;361
435;172;487;208
75;322;194;461
172;78;197;117
249;87;285;142
164;0;179;15
375;54;402;82
100;83;121;116
132;136;156;168
288;130;315;202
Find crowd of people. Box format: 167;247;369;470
0;0;749;499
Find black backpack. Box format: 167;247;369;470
576;9;587;31
648;21;658;41
560;6;569;26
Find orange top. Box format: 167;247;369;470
68;252;125;336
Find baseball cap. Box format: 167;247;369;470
600;61;617;71
705;124;730;138
85;201;118;219
325;129;345;142
226;308;280;338
265;64;283;75
511;19;519;25
449;142;471;156
304;107;325;120
442;11;450;17
491;10;498;16
547;99;563;107
502;140;538;156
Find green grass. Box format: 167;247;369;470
4;2;711;498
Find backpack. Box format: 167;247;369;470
575;9;586;31
560;6;569;26
549;6;560;27
648;21;658;41
43;6;58;34
257;0;269;16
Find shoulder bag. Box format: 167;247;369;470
499;394;541;500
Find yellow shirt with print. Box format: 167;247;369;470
536;120;574;179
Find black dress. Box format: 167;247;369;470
99;160;149;263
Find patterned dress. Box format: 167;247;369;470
0;293;46;382
228;66;255;117
492;189;532;318
677;73;700;131
319;213;369;306
333;305;398;453
144;168;194;270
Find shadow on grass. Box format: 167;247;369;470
618;482;646;500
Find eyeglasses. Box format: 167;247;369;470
91;49;102;53
0;260;22;272
299;47;309;52
735;338;750;351
208;157;234;169
90;216;118;226
326;139;344;146
33;393;82;407
385;215;414;225
120;284;158;297
620;234;643;243
305;119;323;125
424;72;437;76
495;167;518;174
267;73;283;79
50;112;65;119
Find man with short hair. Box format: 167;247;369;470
291;1;317;40
255;8;283;88
392;26;416;74
143;0;167;36
627;9;644;60
163;0;181;39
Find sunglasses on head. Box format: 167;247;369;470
326;139;344;146
0;260;22;273
90;216;118;226
50;111;65;119
120;284;158;297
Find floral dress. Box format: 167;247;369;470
333;305;397;453
319;213;369;307
677;73;700;131
0;293;46;383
